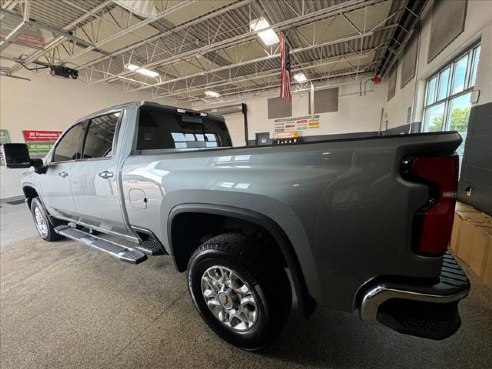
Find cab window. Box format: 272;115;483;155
82;112;120;159
53;123;83;162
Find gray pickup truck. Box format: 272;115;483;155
3;101;470;351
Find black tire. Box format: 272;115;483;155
30;197;62;242
187;232;292;351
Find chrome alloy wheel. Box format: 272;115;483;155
201;266;258;331
34;206;48;238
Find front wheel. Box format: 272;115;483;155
187;233;292;351
30;197;62;242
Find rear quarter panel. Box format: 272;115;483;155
121;132;461;311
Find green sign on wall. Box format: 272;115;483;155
0;129;11;166
26;142;56;155
0;129;10;144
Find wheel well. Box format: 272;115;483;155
23;186;38;208
169;210;317;317
171;212;286;272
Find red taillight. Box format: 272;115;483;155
405;156;459;256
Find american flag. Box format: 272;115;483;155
279;36;291;102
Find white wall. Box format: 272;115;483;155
223;113;247;147
383;0;492;128
473;21;492;106
250;82;385;138
0;70;157;199
206;80;386;146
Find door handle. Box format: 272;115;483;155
58;171;68;178
99;170;114;179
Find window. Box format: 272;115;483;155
436;67;450;101
423;103;445;132
82;112;120;159
422;44;481;168
53;123;83;162
170;132;219;148
136;107;231;151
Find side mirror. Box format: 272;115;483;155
1;143;43;169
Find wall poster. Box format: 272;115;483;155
273;115;320;138
23;130;62;157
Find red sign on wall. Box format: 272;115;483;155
23;130;62;142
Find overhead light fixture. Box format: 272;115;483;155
204;90;221;98
126;63;159;78
293;72;308;83
250;17;279;46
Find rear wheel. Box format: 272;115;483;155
30;197;62;241
187;233;291;351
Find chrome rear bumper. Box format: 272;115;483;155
360;283;469;322
359;252;470;339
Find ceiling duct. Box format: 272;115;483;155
202;104;245;116
113;0;157;18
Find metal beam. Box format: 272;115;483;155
377;0;427;76
342;13;362;35
0;7;105;50
187;76;362;106
153;47;384;99
85;0;384;85
124;32;375;93
1;39;44;50
0;0;29;53
8;0;113;73
1;0;21;11
77;0;254;71
183;68;375;104
59;0;193;63
106;0;376;82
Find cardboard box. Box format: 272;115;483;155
483;252;492;288
450;214;462;253
478;226;492;287
455;202;478;214
482;240;492;288
459;212;492;226
451;202;492;287
457;219;478;266
468;227;491;277
455;204;479;222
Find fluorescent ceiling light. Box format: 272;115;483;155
250;17;279;46
126;63;159;78
204;90;221;98
293;73;308;83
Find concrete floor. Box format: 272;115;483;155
1;201;491;369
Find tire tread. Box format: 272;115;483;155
187;232;292;350
31;197;63;242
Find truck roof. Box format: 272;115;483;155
72;101;222;125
